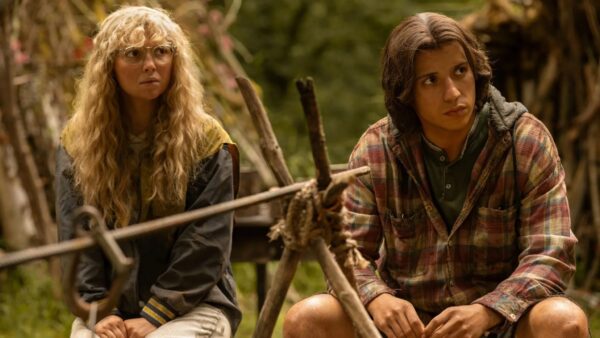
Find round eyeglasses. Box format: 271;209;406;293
116;44;176;64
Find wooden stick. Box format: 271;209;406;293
313;238;382;338
297;79;376;337
236;77;294;187
296;78;331;190
565;62;600;142
0;167;369;270
0;9;55;248
584;123;600;290
252;249;302;338
567;159;588;227
236;76;302;338
297;79;357;287
583;0;600;54
240;75;378;337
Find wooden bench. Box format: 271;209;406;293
231;168;283;311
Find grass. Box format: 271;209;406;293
233;261;327;338
0;262;71;338
590;311;600;336
0;261;326;338
0;261;599;337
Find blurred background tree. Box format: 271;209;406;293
0;0;599;337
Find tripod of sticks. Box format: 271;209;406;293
236;76;381;338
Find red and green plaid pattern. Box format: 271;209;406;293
344;113;576;326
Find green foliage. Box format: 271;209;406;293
225;0;485;175
290;261;326;295
233;262;326;338
232;263;258;337
0;263;71;338
590;311;600;336
7;1;600;337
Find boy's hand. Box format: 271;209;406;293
424;303;502;338
367;293;425;338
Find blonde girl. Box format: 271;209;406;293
56;6;240;338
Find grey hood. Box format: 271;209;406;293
487;85;528;133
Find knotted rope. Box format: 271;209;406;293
269;177;368;288
269;181;321;251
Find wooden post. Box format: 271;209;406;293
296;78;331;190
236;77;304;338
238;75;379;337
584;124;600;290
0;5;56;247
236;77;294;188
297;78;380;338
312;238;382;338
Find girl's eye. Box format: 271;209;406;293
154;47;167;56
125;48;141;58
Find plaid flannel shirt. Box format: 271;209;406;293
344;89;576;328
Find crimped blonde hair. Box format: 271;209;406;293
65;6;211;227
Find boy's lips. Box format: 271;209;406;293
444;105;467;116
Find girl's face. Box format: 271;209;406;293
113;41;174;106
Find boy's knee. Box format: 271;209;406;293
523;297;588;338
283;294;354;338
283;302;306;338
284;295;326;338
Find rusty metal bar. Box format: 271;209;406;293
0;166;369;270
63;206;133;321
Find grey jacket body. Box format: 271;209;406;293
56;144;241;333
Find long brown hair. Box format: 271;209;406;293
381;12;492;133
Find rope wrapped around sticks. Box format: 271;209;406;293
269;176;369;288
269;181;321;251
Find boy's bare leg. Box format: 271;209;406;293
283;294;357;338
515;297;588;338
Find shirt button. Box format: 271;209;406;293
138;301;145;307
445;183;452;189
509;313;516;321
439;155;446;162
449;280;455;287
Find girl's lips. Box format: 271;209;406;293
140;81;160;87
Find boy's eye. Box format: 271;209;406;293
424;75;437;85
455;65;468;75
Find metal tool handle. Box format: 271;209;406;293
63;206;133;321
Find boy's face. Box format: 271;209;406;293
413;41;476;143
